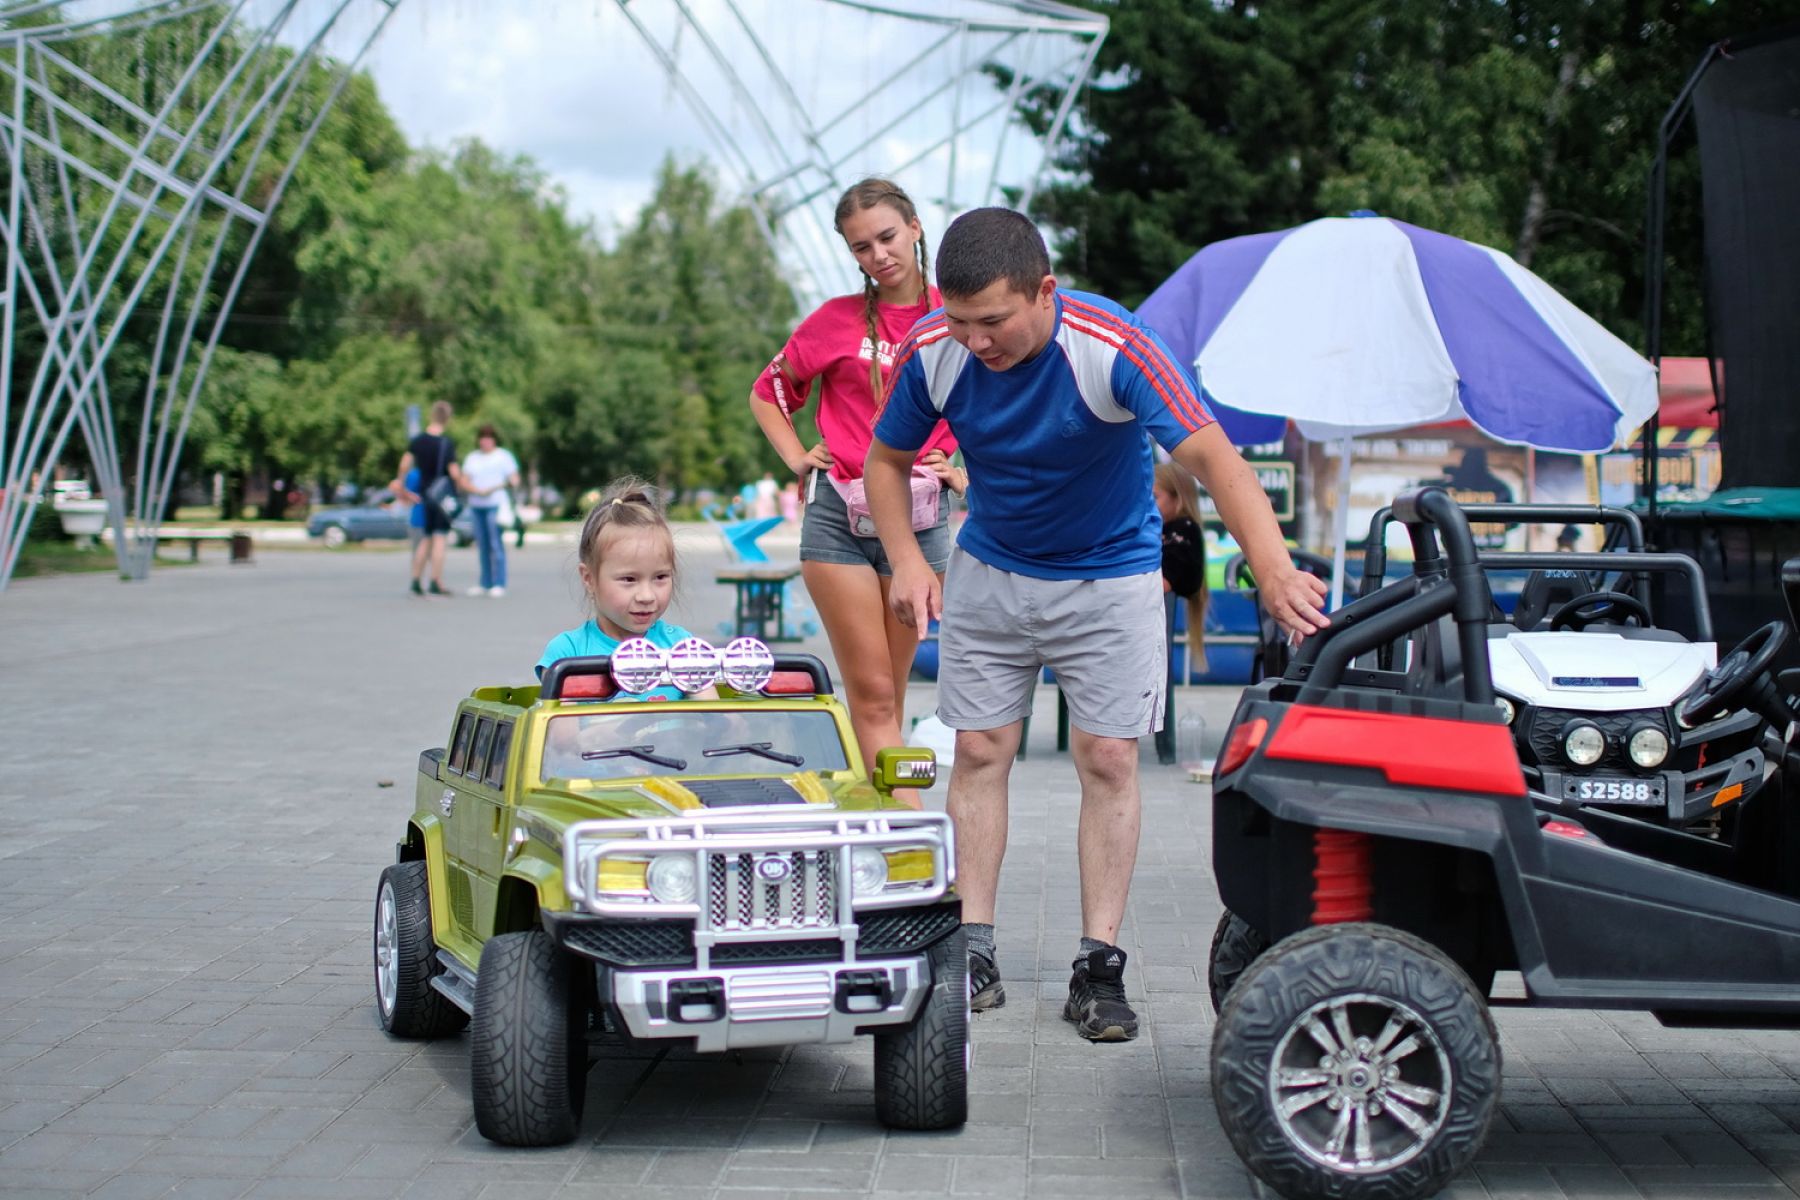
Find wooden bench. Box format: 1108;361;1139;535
716;563;802;642
156;530;254;563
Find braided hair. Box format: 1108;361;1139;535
833;177;931;403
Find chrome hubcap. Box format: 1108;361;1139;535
375;883;398;1015
1268;991;1451;1174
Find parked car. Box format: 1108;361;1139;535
372;637;967;1146
306;488;472;547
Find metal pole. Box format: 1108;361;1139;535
1642;40;1722;525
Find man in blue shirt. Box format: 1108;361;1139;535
866;208;1327;1041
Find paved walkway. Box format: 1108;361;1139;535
4;532;1800;1198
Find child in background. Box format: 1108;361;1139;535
1154;461;1209;676
537;479;713;701
397;467;425;554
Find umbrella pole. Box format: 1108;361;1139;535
1330;437;1352;611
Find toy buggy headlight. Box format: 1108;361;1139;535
1562;721;1606;767
646;854;699;903
1495;696;1517;725
1628;725;1670;769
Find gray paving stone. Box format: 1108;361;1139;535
11;545;1800;1198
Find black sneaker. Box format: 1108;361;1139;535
969;949;1006;1011
409;579;424;597
428;581;451;597
1064;946;1138;1041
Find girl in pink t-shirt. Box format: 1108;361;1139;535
749;178;965;808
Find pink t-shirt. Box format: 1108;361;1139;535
753;290;957;482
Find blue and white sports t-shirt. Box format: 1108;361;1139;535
875;290;1215;580
536;618;695;701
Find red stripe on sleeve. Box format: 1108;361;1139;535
1065;297;1212;432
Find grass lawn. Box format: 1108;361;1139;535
12;540;130;579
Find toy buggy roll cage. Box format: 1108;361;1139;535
1338;502;1715;678
1281;487;1499;706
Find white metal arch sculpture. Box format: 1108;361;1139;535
0;0;399;589
1;0;1104;591
612;0;1107;307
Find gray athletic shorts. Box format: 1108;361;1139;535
798;473;951;576
937;547;1167;739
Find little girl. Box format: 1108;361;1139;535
538;479;709;702
1154;462;1209;676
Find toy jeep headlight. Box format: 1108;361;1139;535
850;847;889;896
646;854;699;903
1495;695;1517;725
1563;721;1606;767
1628;724;1670;769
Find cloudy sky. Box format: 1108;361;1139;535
307;0;1106;298
353;1;713;241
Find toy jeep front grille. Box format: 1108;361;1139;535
563;811;956;928
709;850;836;930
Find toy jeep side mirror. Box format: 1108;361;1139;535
873;747;936;793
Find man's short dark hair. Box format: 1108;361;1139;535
936;207;1051;299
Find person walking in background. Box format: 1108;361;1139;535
394;400;461;597
461;424;522;597
865;207;1327;1039
747;177;966;808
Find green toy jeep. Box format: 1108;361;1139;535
371;637;967;1146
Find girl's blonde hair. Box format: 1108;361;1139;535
577;477;676;605
834;177;931;403
1154;461;1210;674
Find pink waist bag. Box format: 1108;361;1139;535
832;467;942;538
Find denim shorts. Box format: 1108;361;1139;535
798;473;952;576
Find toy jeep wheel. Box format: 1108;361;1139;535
470;931;589;1146
1207;909;1269;1014
1212;923;1499;1200
373;863;468;1037
874;927;969;1131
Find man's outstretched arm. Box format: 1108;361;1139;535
1171;424;1329;639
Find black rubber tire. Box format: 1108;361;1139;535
469;931;588;1146
373;862;468;1038
1212;922;1500;1200
874;927;969;1131
1207;909;1270;1014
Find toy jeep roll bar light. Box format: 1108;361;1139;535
373;637;967;1147
1207;487;1800;1200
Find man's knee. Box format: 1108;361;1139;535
1074;733;1139;788
953;724;1019;772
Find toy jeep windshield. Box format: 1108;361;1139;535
371;637;967;1146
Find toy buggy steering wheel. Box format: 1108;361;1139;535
1224;549;1334;593
1548;590;1652;632
1678;620;1790;728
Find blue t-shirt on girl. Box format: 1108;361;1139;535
536;618;695;701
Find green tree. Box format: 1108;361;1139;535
1021;0;1800;356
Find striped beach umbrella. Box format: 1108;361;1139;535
1139;214;1659;453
